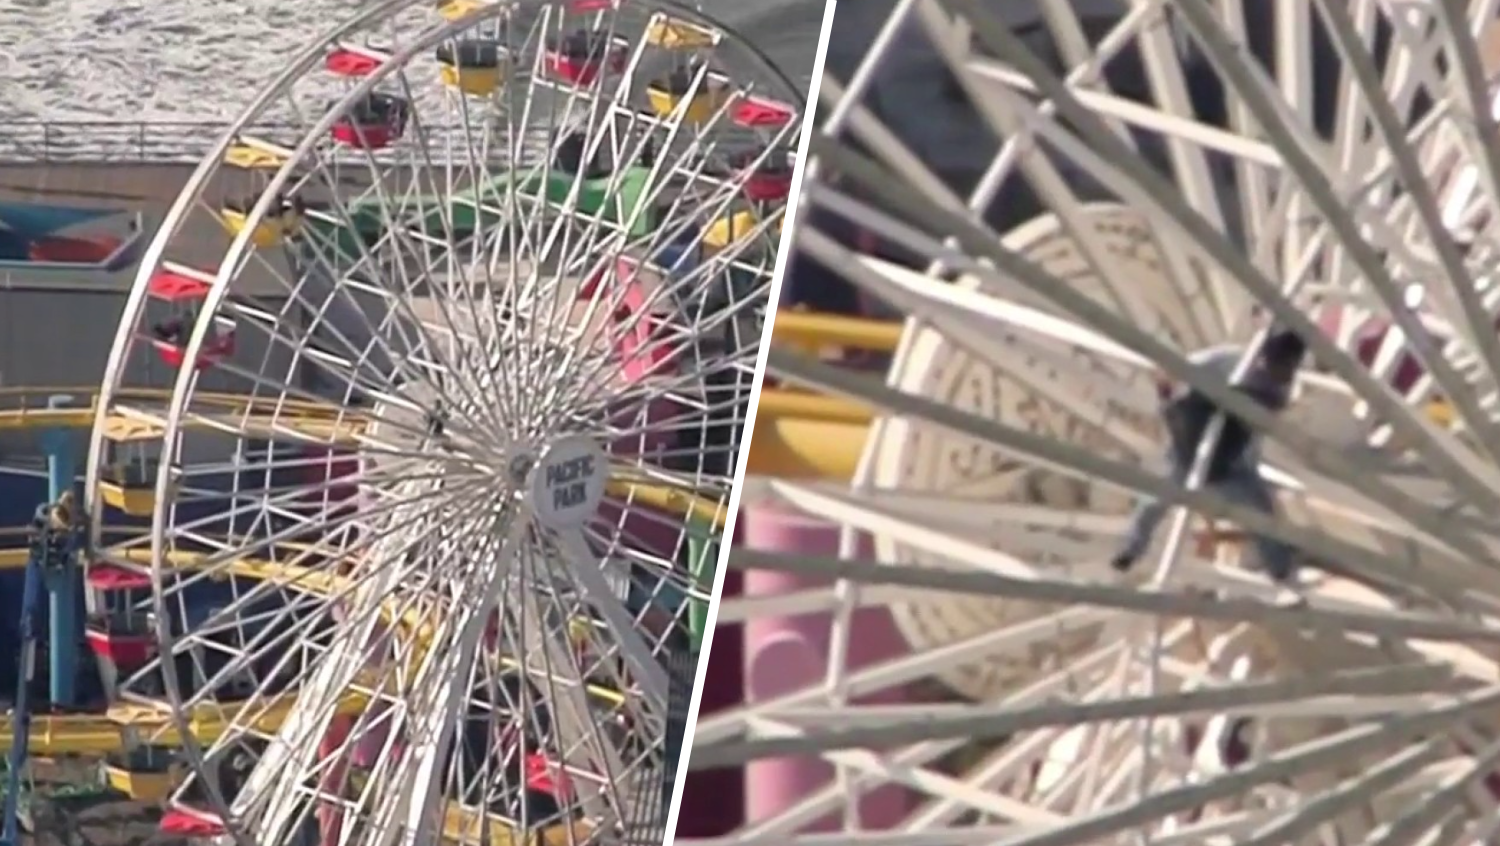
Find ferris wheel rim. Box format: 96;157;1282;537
82;0;426;529
81;1;801;839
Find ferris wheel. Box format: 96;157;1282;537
689;2;1500;845
76;0;800;843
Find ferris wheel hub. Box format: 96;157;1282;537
528;435;608;530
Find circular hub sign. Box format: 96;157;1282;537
530;436;608;530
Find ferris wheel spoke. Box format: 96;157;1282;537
217;301;417;413
546;527;670;714
224;557;417;839
1010;36;1500;476
153;486;491;723
1173;0;1500;459
994;687;1500;846
372;520;523;845
239;484;494;838
147;492;486;651
283;214;476;401
511;551;628;822
693;662;1455;769
158;462;486;573
274;217;428;371
800;241;1500;557
779;352;1498;597
815;141;1500;522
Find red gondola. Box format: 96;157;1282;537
160;805;226;837
85;564;156;667
147;270;236;370
325;47;382;78
731;148;793;203
85;627;155;667
330;93;410;150
524;754;574;799
568;0;613;10
546;30;627;86
86;564;151;592
732;95;795;129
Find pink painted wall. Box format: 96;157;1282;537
739;503;911;832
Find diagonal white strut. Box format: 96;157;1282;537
371;519;522;846
517;583;622;821
236;482;435;845
554;528;670;715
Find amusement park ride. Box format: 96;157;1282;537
0;0;803;843
684;2;1500;846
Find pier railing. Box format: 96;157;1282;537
0;120;540;165
0;121;304;164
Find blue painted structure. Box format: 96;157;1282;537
0;451;316;707
0;488;56;846
0;202;145;273
0;471;46;687
40;395;79;709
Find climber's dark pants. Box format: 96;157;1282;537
1121;448;1295;581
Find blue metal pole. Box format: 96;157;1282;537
41;394;78;709
0;527;47;846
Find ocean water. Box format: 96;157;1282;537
0;0;823;151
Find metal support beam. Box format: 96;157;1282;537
39;394;78;709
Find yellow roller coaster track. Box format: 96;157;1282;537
0;531;626;699
0;386;730;528
0;527;611;842
0;382;668;842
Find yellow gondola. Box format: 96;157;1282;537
98;459;157;516
438;64;503;96
219;197;303;249
103;764;178;802
645;16;716;49
98;479;156;517
223;142;286;170
102;749;183;803
436;40;505;97
98;433;161;517
435;0;483;21
646;71;729;124
704;209;759;251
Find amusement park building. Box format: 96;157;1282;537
0;151;256;693
0;159;294;389
0;122;732;836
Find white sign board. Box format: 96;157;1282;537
530;436;608;529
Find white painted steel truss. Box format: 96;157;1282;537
689;2;1500;845
76;1;804;843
